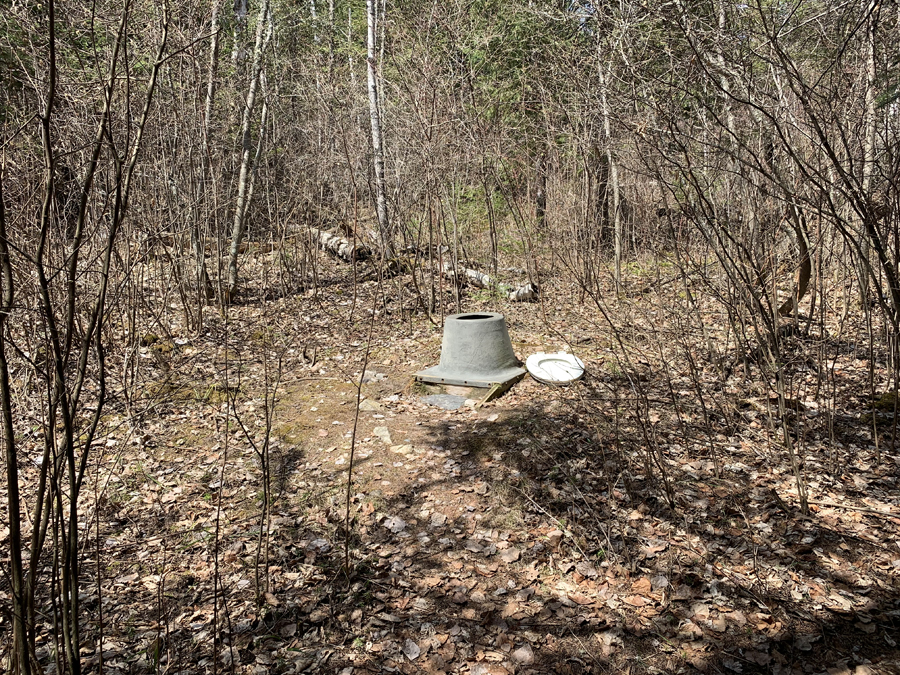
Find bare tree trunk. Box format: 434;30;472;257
597;53;621;291
0;166;30;675
327;0;335;75
367;0;392;257
244;79;270;227
534;150;547;230
859;3;877;305
348;7;357;93
194;0;221;307
27;2;169;671
226;0;272;302
715;0;735;137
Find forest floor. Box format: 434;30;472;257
24;248;900;675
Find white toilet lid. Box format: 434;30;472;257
525;352;585;385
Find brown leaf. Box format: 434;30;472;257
524;563;540;581
673;583;695;600
515;587;535;601
500;548;521;563
423;654;447;674
726;610;747;626
481;650;505;662
691;602;710;620
568;592;595;606
631;577;652;594
677;620;703;640
469;664;509;675
575;561;598;578
476;563;499;576
547;529;564;548
641;542;668;558
501;602;520;619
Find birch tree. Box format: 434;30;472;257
367;0;392;257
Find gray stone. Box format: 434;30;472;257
421;394;468;410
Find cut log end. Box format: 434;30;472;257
312;228;370;262
441;262;539;302
507;282;539;302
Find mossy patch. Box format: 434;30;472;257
146;380;193;402
406;379;430;396
273;422;311;445
863;390;900;423
195;382;240;404
150;340;175;355
871;390;899;411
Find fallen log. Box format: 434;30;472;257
441;263;539;302
312;228;370;262
459;265;493;289
441;262;490;287
506;281;539;302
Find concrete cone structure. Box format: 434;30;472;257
415;312;526;388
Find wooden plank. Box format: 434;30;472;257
475;372;525;408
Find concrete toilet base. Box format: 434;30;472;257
415;312;526;388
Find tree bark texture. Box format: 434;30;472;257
226;0;272;302
367;0;392;257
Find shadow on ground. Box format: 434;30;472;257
43;325;900;675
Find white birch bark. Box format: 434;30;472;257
367;0;392;257
313;228;371;261
440;262;539;301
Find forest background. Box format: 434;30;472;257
1;0;900;673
